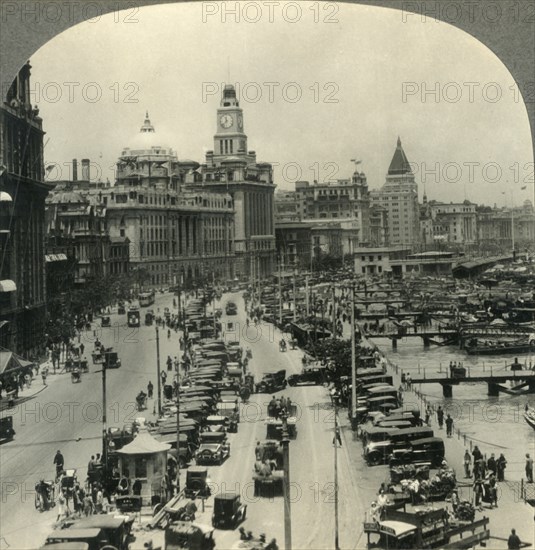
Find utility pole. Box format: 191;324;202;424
156;325;162;417
334;403;340;550
278;259;283;327
305;275;309;317
292;267;297;322
331;285;337;339
175;356;181;494
102;352;108;473
212;271;217;334
350;284;357;429
281;411;292;550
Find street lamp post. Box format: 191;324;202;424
281;411;292;550
155;325;162;417
333;401;341;550
350;284;357;430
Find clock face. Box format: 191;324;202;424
237;115;243;129
220;114;233;129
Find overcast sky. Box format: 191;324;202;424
31;1;534;206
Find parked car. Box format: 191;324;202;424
212;493;247;529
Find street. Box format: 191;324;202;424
0;290;367;550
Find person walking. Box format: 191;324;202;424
147;381;154;399
53;450;65;480
56;491;68;522
487;453;497;476
445;414;454;437
464;449;472;478
525;454;533;483
473;476;484;511
497;453;507;481
508;529;522;550
41;366;48;385
437;406;444;429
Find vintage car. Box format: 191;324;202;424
0;416;15;443
184;467;211;499
255;370;287;393
195;432;230;465
204;415;228;433
212;493;247;529
101;316;111;328
364;427;434;466
42;529;104;550
265;417;297;440
103;349;121;369
58;516;134;550
287;363;329;386
165;521;215;550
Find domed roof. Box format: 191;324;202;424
122;112;176;157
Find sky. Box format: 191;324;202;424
30;1;534;206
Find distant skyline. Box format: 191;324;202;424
30;1;534;207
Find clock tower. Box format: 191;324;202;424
213;84;247;158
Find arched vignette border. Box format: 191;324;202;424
0;0;534;193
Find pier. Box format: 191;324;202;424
412;371;535;397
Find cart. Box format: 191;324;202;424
0;416;15;443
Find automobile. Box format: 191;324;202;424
145;312;154;326
165;521;215;550
225;302;238;315
389;437;446;468
0;416;15;443
212;493;247;529
58;516;134;550
101;316;111;328
204;415;228;433
117;303;126;315
215;404;239;432
41;529;104;550
154;433;195;469
365;427;434;466
254;441;283;468
184;467;211;499
266;417;297;440
255;370;287;393
103;350;121;369
195;437;230;466
287;364;329;386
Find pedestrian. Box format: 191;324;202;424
445;414;453;437
487;453;497;476
488;474;498;508
53;450;65;480
497;453;507;481
147;381;154;398
333;426;342;447
265;539;279;550
424;408;430;426
88;455;96;472
133;478;142;496
508;528;522;550
436;406;444;429
161;371;167;385
464;449;471;478
41;366;48;386
95;485;104;513
79;343;85;356
525;454;533;483
473;476;484;510
83;493;94;516
56;491;67;522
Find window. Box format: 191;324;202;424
377;255;382;261
120;229;125;237
361;256;365;261
362;267;366;273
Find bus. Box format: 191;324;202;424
138;291;155;307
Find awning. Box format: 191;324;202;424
0;280;16;292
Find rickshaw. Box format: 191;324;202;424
35;479;56;511
118;303;126;314
184;467;211;499
60;469;78;496
71;368;81;383
101;316;111;328
145;311;154;326
0;416;15;443
212;493;247;529
165;521;215;550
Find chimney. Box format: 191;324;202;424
72;159;78;181
81;158;90;181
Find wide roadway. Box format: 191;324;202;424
0;290;366;549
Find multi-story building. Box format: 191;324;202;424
274;189;299;223
199;85;276;279
420;196;477;247
477;200;535;253
275;221;312;269
0;62;51;357
370;137;419;246
104;113;236;286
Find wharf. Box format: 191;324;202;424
364;334;535;549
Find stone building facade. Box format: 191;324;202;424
0;62;51;357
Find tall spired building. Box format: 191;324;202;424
201;84;276;279
370;137;420;246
